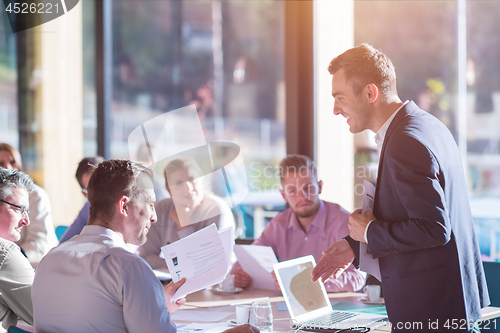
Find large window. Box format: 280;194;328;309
0;10;18;149
467;1;500;197
83;0;97;157
355;1;459;137
354;0;500;260
96;0;287;237
110;0;285;183
466;1;500;260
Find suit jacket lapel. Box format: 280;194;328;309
374;100;419;209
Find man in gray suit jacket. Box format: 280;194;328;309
311;44;489;332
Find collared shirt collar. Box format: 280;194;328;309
374;100;409;154
81;225;127;248
287;200;326;233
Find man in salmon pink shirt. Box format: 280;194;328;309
232;155;365;292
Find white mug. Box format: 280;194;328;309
363;285;381;303
219;274;235;291
235;304;251;324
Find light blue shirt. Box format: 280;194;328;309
32;225;176;333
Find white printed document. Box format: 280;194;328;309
359;180;382;281
234;244;278;290
177;322;229;333
171;310;233;322
161;224;233;301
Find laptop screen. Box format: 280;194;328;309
274;256;331;319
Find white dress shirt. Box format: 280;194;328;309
365;100;409;243
32;225;176;333
374;101;409;155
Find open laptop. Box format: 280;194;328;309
274;255;389;332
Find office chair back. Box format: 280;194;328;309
483;261;500;332
484;261;500;306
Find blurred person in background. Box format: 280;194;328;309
0;143;57;264
135;144;170;203
59;156;105;243
232;155;366;293
140;156;235;270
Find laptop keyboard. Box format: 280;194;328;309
302;311;359;328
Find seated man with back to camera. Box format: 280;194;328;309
61;155;171;244
32;160;257;333
140;156;235;270
232;155;366;292
0;168;35;331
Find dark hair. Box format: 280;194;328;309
328;43;397;99
87;160;153;224
0;168;34;200
75;156;105;188
279;154;317;186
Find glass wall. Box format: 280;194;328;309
110;1;285;167
82;0;97;157
466;1;500;260
108;0;286;237
0;9;18;148
354;0;500;260
466;1;500;197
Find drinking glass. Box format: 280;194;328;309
249;300;273;332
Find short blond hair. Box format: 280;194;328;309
163;156;203;188
0;143;23;170
278;154;317;185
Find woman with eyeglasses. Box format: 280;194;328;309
0;143;58;265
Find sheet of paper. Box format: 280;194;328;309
218;226;234;274
234;245;278;290
177;322;229;333
161;224;232;300
359;180;382;281
171;310;233;322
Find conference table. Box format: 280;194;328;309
174;286;500;333
13;285;500;332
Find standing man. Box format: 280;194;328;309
233;155;365;292
0;168;35;331
311;44;488;332
33;160;257;333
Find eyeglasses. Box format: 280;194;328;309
0;199;29;216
